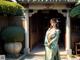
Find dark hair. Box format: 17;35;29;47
50;18;59;28
50;18;58;23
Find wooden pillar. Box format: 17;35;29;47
66;10;72;59
23;10;30;54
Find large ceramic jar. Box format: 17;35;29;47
4;42;22;57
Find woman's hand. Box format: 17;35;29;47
48;42;51;47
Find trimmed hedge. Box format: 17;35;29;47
0;0;11;1
0;1;24;16
0;0;7;1
1;27;25;43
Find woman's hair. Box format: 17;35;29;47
50;18;59;28
50;18;58;23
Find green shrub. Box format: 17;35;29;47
0;0;7;1
0;1;24;16
0;0;11;1
1;27;25;43
70;0;80;18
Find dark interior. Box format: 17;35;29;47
71;18;80;55
29;10;66;51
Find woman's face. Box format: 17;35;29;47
50;19;57;28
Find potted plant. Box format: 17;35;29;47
1;26;25;57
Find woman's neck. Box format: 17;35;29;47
50;26;56;29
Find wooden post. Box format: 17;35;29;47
66;10;72;60
23;10;30;54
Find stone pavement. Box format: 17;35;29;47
22;50;80;60
23;55;80;60
22;45;80;60
23;55;67;60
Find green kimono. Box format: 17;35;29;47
44;28;60;60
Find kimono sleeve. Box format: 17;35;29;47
49;29;60;45
44;32;48;46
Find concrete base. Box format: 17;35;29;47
66;49;72;55
24;48;30;55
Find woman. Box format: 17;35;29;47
44;18;60;60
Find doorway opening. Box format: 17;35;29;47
71;18;80;55
29;10;66;54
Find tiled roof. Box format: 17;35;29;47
17;0;76;3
